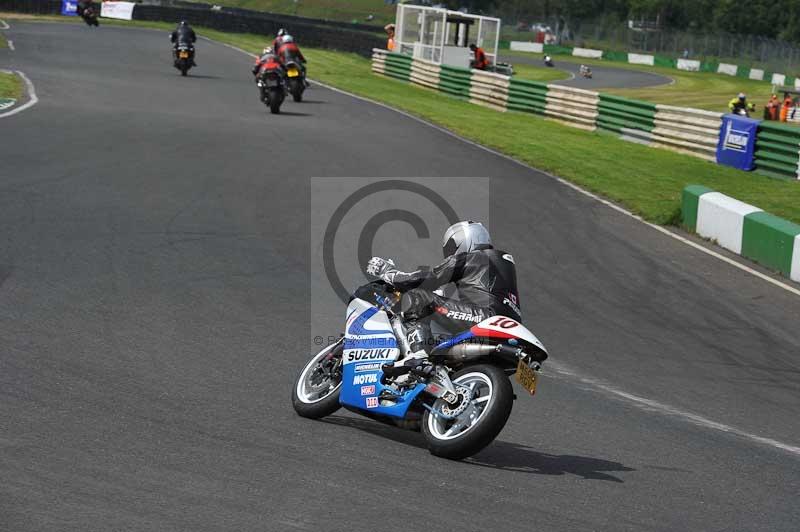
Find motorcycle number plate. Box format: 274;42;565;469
287;68;299;77
179;51;189;58
515;359;538;395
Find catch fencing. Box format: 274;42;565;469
506;41;800;89
371;49;798;178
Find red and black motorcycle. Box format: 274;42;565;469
256;62;286;114
77;2;99;27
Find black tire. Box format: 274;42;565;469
270;97;282;114
290;80;304;102
291;340;343;419
422;364;513;460
180;65;188;77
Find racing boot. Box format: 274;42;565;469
382;321;434;379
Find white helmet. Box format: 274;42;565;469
277;28;286;37
442;221;492;257
282;34;294;44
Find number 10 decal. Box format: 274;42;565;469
489;317;518;329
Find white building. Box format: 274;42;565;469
393;4;500;69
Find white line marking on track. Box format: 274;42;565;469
549;361;800;458
161;32;800;459
314;83;800;299
0;19;9;30
204;36;800;299
0;71;38;119
7;39;14;51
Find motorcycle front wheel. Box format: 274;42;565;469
422;364;513;460
291;338;343;419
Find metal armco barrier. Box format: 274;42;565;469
133;5;383;56
0;0;384;56
410;59;440;91
754;122;800;179
597;94;656;145
369;52;737;163
438;64;471;98
0;0;62;13
469;70;509;112
652;106;722;162
544;85;599;131
506;78;547;115
380;51;412;82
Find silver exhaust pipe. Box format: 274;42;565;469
443;343;501;362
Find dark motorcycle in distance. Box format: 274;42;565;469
77;3;99;27
284;60;306;102
257;66;286;114
174;44;195;76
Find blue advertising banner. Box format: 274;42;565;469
61;0;78;16
716;114;760;171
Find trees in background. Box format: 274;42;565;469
479;0;800;45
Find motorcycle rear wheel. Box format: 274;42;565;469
422;364;513;460
292;339;343;419
290;80;304;102
269;94;282;114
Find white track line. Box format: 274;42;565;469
315;84;800;298
549;361;800;458
7;39;14;51
0;19;9;30
0;71;38;118
205;35;800;299
193;35;800;458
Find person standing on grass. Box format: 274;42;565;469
780;94;794;122
385;24;396;51
765;94;780;120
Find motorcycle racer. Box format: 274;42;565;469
366;221;521;376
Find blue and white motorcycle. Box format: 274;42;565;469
292;280;548;460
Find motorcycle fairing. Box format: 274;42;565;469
433;315;548;355
340;298;425;418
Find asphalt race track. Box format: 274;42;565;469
2;22;800;532
501;52;673;89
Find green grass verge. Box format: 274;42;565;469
6;15;800;225
513;62;571;83
151;28;800;225
185;0;394;26
0;32;6;48
0;71;22;100
504;51;777;114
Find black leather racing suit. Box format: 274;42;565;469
387;245;522;351
171;26;197;62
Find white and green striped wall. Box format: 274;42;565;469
682;185;800;282
370;50;799;177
